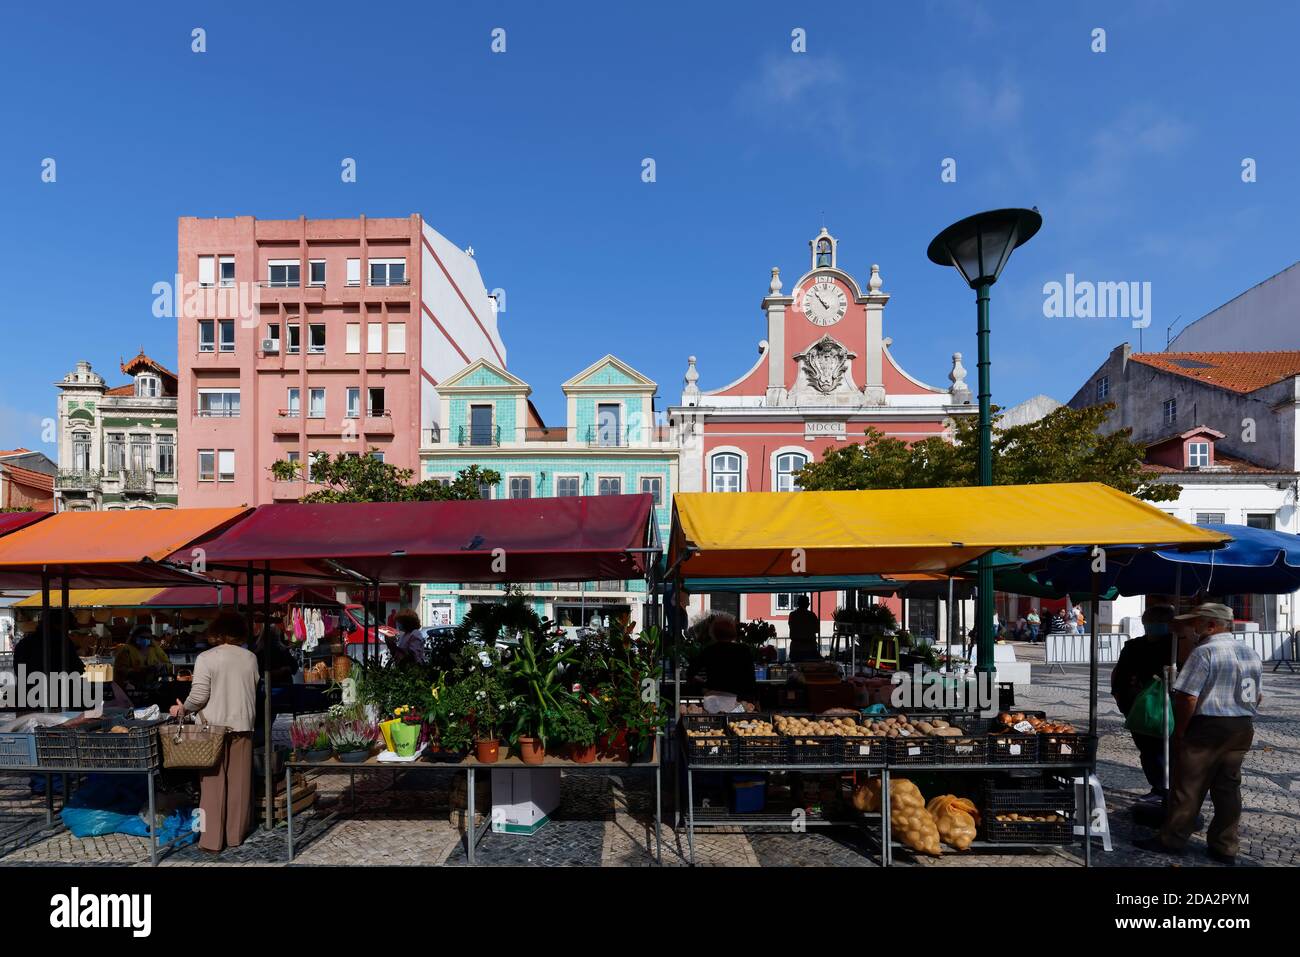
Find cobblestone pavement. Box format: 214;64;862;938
3;650;1296;867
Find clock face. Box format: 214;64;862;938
802;278;847;326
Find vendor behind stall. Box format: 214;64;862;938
114;625;170;686
693;613;757;703
13;609;84;683
787;595;822;662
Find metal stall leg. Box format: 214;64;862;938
285;764;294;862
1083;765;1092;867
685;767;696;865
881;768;892;867
466;767;476;865
148;771;157;867
654;739;663;864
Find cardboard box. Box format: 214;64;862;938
490;768;560;835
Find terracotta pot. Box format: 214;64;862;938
475;739;500;764
517;736;546;765
570;743;597;764
597;730;629;761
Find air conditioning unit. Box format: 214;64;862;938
262;338;280;353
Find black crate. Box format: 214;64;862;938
838;735;887;766
1038;732;1096;764
982;777;1076;815
933;734;987;764
983;815;1074;844
784;736;842;764
36;722;160;771
727;715;784;764
680;714;736;766
888;735;938;765
987;733;1039;764
34;727;80;769
986;710;1047;735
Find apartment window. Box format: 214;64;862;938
71;432;92;472
1163;398;1177;425
285;450;301;477
367;323;382;353
428;476;452;489
217;450;235;482
477;481;494;500
287;325;301;354
711;453;741;493
197;389;240;418
105;433;125;473
597;476;622;496
370;451;385;464
129;434;150;471
774;593;807;613
469;404;494;446
308;324;326;354
369;258;406;286
776;451;809;492
387;323;406;354
198;449;215;482
346;323;361;354
1195;512;1226;526
346;387;360;418
346;258;361;287
265;323;280;351
219;319;236;352
308;388;326;418
1247;513;1276;530
198;255;215;288
1096;376;1110;401
286;388;300;417
1187;441;1210;468
508;476;532;499
267;260;300;288
309;260;326;286
156;435;174;475
198;320;215;353
639;475;662;506
219;256;235;287
596;403;621;447
135;374;160;398
556;476;580;497
367;387;385;416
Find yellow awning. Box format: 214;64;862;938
12;588;165;609
669;482;1229;579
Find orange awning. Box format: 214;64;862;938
0;507;250;587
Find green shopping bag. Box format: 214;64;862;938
1125;677;1173;737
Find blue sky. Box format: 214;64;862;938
2;1;1298;453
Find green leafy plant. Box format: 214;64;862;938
506;631;578;746
352;658;437;719
454;588;542;647
441;644;511;747
592;624;665;756
549;697;597;747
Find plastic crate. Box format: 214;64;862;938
982;777;1076;814
933;734;987;764
34;727;80;769
36;722;160;770
0;732;37;769
983;814;1074;844
727;715;785;765
987;733;1039;764
1038;732;1096;764
773;713;862;765
839;735;887;766
888;735;938;765
681;716;737;766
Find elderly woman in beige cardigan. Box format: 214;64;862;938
170;611;259;852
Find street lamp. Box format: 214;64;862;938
927;208;1042;676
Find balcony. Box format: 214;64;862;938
122;469;156;495
362;412;394;434
56;469;101;492
585;426;630;448
458;425;500;448
272;412;301;436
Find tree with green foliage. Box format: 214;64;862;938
269;451;500;504
796;403;1178;502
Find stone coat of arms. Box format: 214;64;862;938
794;335;856;394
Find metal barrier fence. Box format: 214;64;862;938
1046;630;1298;670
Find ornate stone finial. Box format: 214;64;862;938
464;245;475;258
758;339;769;354
868;264;883;294
682;355;700;400
949;352;970;394
768;267;782;296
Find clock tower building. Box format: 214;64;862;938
668;228;977;633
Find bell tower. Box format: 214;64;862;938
810;227;837;270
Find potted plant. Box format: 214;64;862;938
444;645;510;763
553;695;598;763
290;717;331;763
507;631;578;764
390;705;422;757
328;718;379;763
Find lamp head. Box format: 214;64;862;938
927;208;1042;288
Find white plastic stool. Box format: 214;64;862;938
1073;774;1112;852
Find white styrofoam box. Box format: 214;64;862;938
490;768;560;835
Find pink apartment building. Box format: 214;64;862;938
177;215;506;506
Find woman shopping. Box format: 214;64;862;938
169;610;259;853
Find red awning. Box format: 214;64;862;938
0;511;52;538
146;584;342;608
170;496;658;584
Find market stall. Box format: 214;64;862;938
666;482;1228;866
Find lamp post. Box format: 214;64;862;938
927;208;1041;675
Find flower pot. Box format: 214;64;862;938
337;748;370;764
570;743;597;764
475;739;500;764
392;720;421;757
305;747;332;763
517;736;546;765
378;719;399;753
597;730;629;761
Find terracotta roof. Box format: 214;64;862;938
1142;453;1280;476
0;463;55;491
1131;351;1300;393
120;350;176;380
104;384;136;396
0;449;32;458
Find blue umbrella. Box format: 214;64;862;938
1022;524;1300;597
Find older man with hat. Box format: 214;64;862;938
1134;602;1262;864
